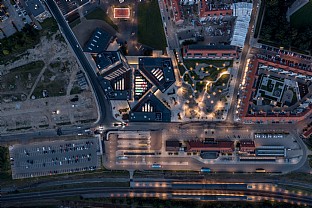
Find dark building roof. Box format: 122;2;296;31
130;92;171;122
240;140;255;147
95;51;120;71
25;0;45;17
139;57;175;92
134;70;153;101
83;28;113;53
200;151;219;159
186;44;237;51
98;71;132;100
166;140;180;148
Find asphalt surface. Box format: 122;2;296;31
227;0;259;122
45;0;116;126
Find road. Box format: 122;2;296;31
159;0;179;50
227;0;260;122
45;0;116;127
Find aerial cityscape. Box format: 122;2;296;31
0;0;312;207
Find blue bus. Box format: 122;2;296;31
151;164;162;168
200;167;211;172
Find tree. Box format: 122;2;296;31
3;49;10;55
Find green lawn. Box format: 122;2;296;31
214;74;230;87
178;64;186;75
183;74;193;86
2;61;44;92
290;0;312;29
137;0;167;50
196;82;206;92
85;7;118;32
0;146;11;180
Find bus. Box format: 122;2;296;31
255;168;266;173
200;167;211;173
117;156;128;160
151;164;161;168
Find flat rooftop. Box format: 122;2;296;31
94;51;120;71
25;0;45;17
83;28;113;54
130;92;171;122
139;57;175;93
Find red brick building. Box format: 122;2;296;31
239;140;255;153
240;58;312;124
183;45;238;60
186;140;234;153
303;127;312;138
199;0;232;19
171;0;184;24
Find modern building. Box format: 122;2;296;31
83;28;113;54
98;70;132;100
186;140;234;153
94;51;131;80
25;0;50;22
129;92;171;122
183;45;238;60
230;2;252;48
138;57;175;93
199;0;232;21
133;70;152;100
239;140;255;153
166;140;180;151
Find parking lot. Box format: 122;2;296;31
0;0;26;38
9;137;102;179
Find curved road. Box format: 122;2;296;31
45;0;116;126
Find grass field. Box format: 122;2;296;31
85;8;118;32
1;61;44;93
290;0;312;29
137;0;167;50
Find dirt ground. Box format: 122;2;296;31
0;31;98;133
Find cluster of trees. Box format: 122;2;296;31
0;24;40;61
0;18;58;64
260;0;312;53
0;146;10;179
